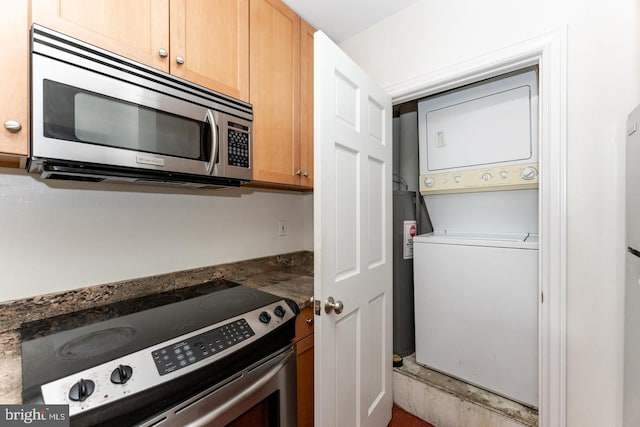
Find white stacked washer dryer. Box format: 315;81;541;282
413;68;539;408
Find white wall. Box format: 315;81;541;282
339;0;639;425
0;168;313;302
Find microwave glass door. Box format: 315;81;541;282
42;80;211;161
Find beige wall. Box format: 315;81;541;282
339;0;640;425
0;168;313;302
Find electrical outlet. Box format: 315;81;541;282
278;220;287;236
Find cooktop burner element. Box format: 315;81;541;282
57;326;137;360
20;279;299;426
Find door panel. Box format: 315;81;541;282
32;0;169;71
0;0;29;158
314;31;392;427
249;0;301;185
170;0;249;100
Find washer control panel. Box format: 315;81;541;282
420;162;539;195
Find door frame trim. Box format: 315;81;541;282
385;27;568;427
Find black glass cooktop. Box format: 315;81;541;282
20;279;240;341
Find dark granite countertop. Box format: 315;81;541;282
0;251;313;404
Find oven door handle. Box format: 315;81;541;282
192;348;295;426
205;109;219;175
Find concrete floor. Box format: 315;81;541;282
393;354;538;427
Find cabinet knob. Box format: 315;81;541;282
295;170;302;176
302;171;309;177
158;48;168;58
305;318;313;325
4;120;21;132
176;56;185;65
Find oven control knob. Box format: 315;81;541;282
110;364;133;384
259;311;271;324
274;305;286;318
69;378;95;402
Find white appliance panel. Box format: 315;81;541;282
424;189;539;235
425;86;531;171
413;236;538;407
624;251;640;426
627;106;640;251
418;69;538;176
624;105;640;426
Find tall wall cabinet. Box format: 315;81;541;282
250;0;314;189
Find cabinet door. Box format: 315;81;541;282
31;0;169;71
0;0;29;161
170;0;249;101
299;19;315;188
250;0;301;186
296;334;314;427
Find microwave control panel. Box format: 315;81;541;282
227;125;250;168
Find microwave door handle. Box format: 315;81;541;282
205;110;219;174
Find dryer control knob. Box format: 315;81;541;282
499;171;508;179
521;167;538;180
481;172;492;182
424;177;435;187
454;176;461;183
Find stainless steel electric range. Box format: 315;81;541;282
21;279;299;426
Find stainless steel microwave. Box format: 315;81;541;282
28;25;252;188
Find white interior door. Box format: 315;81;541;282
313;31;393;427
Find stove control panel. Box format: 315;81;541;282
152;319;255;375
39;300;296;417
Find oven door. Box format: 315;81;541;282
140;346;297;427
31;53;220;177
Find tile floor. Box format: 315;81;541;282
389;404;435;427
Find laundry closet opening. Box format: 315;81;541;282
392;66;540;426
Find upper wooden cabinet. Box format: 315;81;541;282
0;0;30;164
170;0;249;101
31;0;249;101
250;0;314;188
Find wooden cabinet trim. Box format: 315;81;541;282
295;306;314;341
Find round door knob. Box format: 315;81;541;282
521;166;538;180
176;56;185;65
110;364;133;384
4;120;21;132
424;177;435;187
481;172;492;181
259;311;271;323
158;48;168;58
69;379;95;402
324;296;343;314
